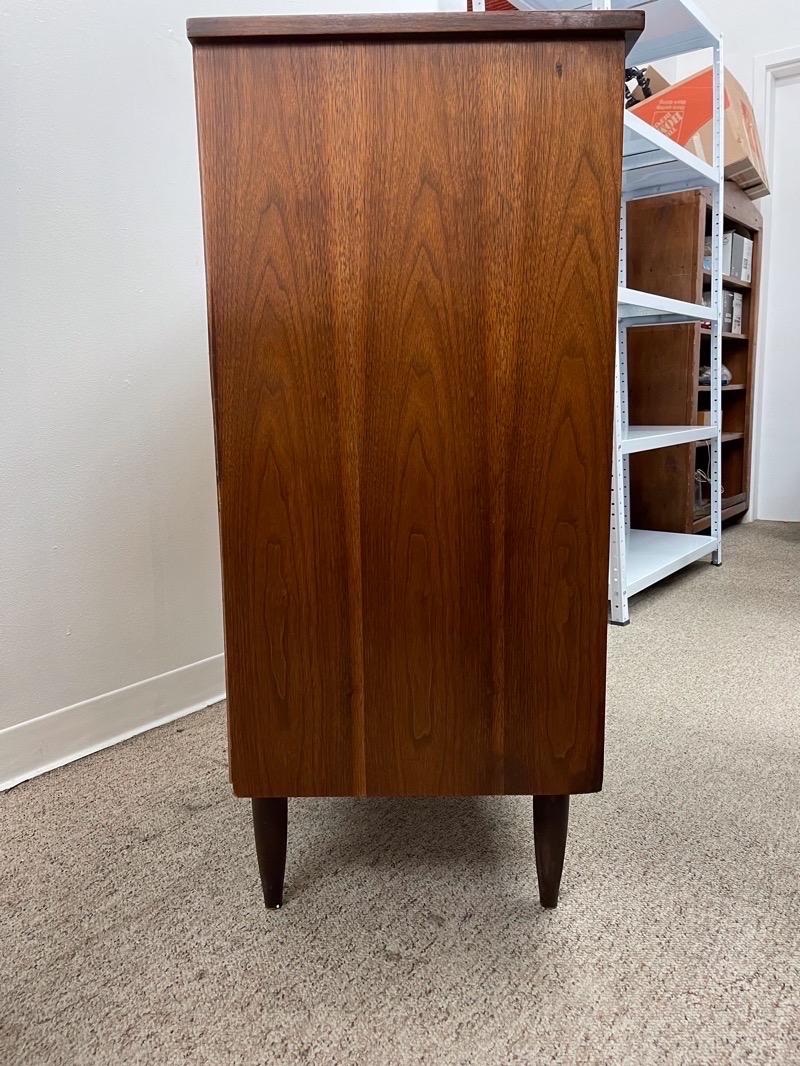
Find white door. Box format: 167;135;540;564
757;72;800;520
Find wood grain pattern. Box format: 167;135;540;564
627;193;705;533
533;795;570;907
479;40;624;795
357;42;494;795
192;25;626;798
187;12;643;52
196;43;359;796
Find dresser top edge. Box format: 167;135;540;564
187;11;644;52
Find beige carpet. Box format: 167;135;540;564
2;521;799;1065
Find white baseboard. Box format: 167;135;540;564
0;654;225;791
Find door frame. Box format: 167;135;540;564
750;46;800;519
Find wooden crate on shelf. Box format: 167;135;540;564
626;181;761;535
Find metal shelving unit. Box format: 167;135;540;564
487;0;724;623
607;0;724;623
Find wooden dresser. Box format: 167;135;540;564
188;11;642;909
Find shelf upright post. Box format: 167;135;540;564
709;35;724;565
622;347;631;534
609;197;630;625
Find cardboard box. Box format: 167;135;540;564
741;236;753;283
724;290;735;332
730;233;753;283
632;67;769;199
703;232;735;275
731;292;743;335
629;65;670;105
722;232;733;276
701;288;733;331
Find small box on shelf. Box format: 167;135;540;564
703;231;734;275
703;231;753;283
731;292;743;335
723;290;734;332
704;288;735;332
731;234;753;283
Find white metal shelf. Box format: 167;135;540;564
623;111;719;197
617;287;709;325
626;529;716;596
607;0;723;623
514;0;719;65
622;425;717;453
613;0;719;65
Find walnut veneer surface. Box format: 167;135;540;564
190;12;639;798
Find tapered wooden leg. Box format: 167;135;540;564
533;795;570;908
252;798;288;909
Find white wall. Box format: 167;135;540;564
753;71;800;521
670;0;800;95
1;0;462;789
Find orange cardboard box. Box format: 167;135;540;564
633;67;769;199
629;64;670;105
